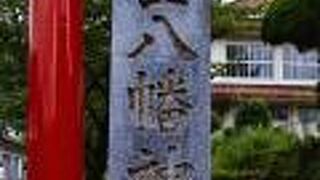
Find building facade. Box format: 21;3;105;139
211;39;320;138
0;138;24;180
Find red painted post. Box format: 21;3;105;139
27;0;85;179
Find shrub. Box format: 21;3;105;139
211;111;224;132
298;137;320;180
212;127;299;179
235;100;272;128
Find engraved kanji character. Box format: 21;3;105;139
128;151;166;180
128;162;165;180
152;15;198;60
128;71;157;129
128;15;198;60
139;0;188;9
157;68;192;132
128;34;155;59
171;161;194;180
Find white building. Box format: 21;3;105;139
211;39;320;138
0;138;24;180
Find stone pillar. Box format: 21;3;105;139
109;0;211;180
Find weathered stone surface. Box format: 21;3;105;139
109;1;211;179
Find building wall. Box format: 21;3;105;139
0;150;24;180
212;39;320;137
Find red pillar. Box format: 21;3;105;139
27;0;85;179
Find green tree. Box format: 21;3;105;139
0;0;26;134
212;2;239;38
262;0;320;51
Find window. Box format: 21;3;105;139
283;47;320;80
222;43;273;78
299;108;320;123
272;106;289;121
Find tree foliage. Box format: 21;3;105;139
214;130;320;180
85;0;111;179
212;1;269;39
235;100;272;128
262;0;320;51
298;137;320;180
212;2;239;38
0;0;26;133
213;127;299;180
